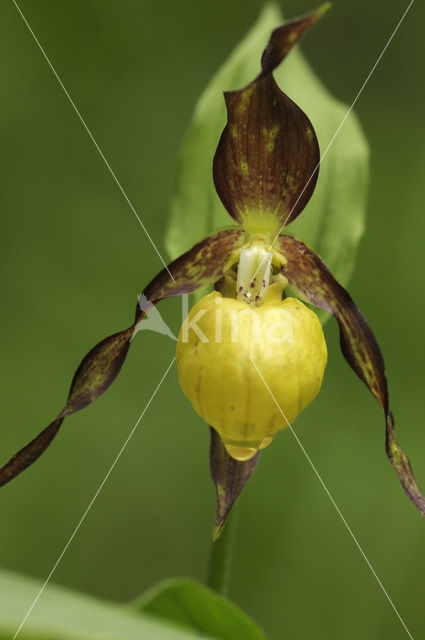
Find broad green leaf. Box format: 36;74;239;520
137;577;267;640
166;3;368;294
0;568;217;640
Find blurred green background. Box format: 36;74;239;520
0;1;424;638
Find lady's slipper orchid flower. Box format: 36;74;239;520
1;7;424;537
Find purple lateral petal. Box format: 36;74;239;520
0;229;243;487
278;234;425;517
213;9;326;228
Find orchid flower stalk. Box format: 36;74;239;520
1;6;423;541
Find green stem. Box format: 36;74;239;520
206;508;237;596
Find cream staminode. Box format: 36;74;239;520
236;240;273;307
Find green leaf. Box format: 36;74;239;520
137;577;268;640
166;2;368;294
0;569;217;639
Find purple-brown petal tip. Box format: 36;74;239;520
261;4;331;76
